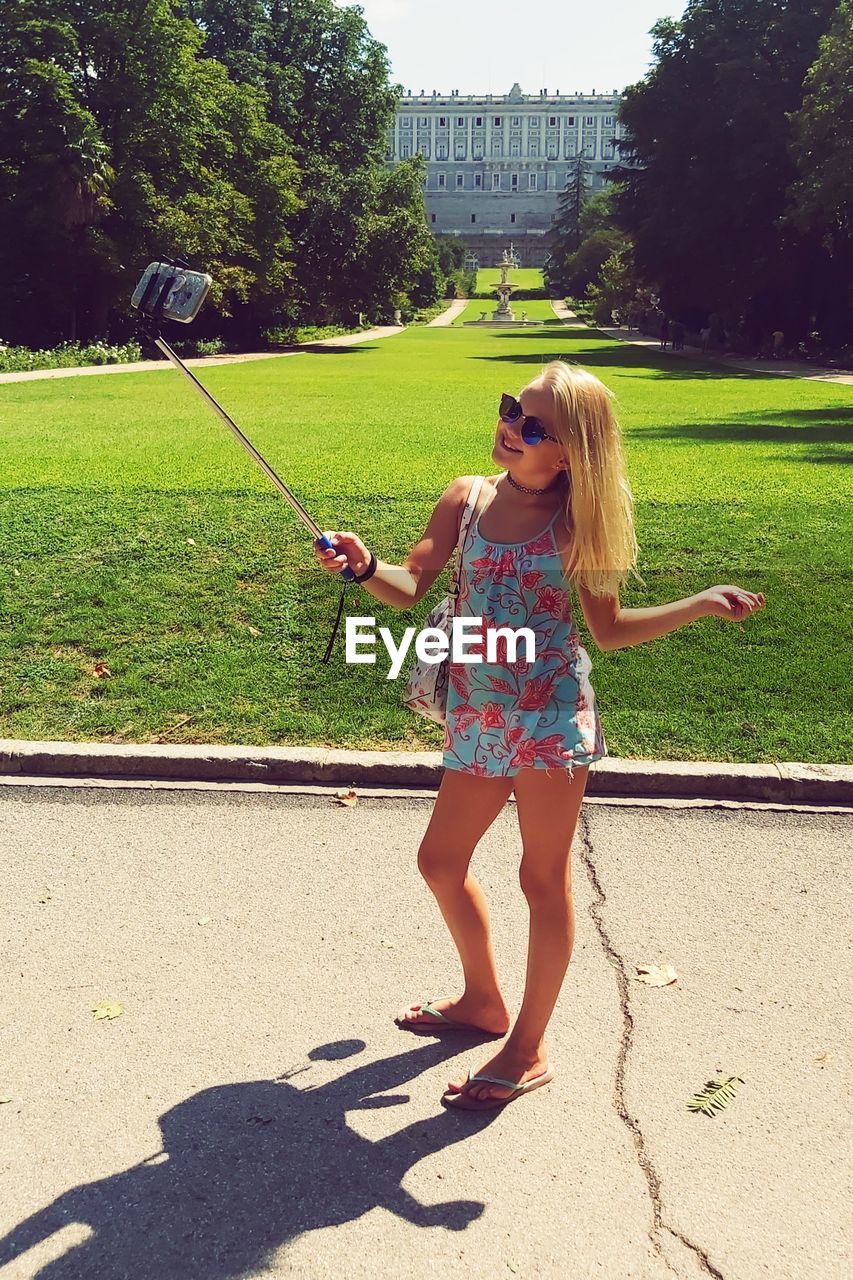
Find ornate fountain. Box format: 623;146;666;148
463;242;542;326
492;246;519;322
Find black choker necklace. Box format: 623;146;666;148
507;471;562;496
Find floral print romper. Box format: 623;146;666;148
442;474;608;778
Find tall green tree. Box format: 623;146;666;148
188;0;429;323
544;153;591;293
785;0;853;336
614;0;841;339
0;0;300;344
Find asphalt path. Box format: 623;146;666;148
0;781;849;1279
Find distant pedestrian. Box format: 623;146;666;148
671;320;685;351
659;316;670;349
771;329;784;359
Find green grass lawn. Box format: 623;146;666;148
475;267;544;291
453;300;560;325
1;322;851;762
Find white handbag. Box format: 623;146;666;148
403;476;484;725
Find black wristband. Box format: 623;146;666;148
352;550;377;583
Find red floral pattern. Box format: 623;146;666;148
443;481;607;778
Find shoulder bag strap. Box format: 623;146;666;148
450;475;484;606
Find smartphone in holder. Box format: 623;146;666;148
131;260;213;324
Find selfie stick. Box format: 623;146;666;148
133;262;355;581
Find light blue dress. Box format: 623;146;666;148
442;475;608;778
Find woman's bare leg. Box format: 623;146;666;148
398;768;516;1033
446;764;590;1099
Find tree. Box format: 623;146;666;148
544;153;592;293
785;0;853;339
614;0;841;339
189;0;407;324
0;1;301;345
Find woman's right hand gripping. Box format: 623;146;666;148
313;531;371;578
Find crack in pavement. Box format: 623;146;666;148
577;812;726;1280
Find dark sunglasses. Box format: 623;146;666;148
499;392;559;445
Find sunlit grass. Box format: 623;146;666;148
1;321;850;761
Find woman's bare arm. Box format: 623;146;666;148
576;583;765;651
314;475;474;611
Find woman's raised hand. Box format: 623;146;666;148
698;585;766;622
313;530;371;577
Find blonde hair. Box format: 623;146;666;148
533;360;645;598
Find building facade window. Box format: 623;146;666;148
494;115;502;126
473;143;484;159
471;213;476;223
437;173;446;188
585;116;594;125
492;139;502;156
529;141;539;157
510;173;518;190
455;145;466;159
457;116;464;126
475;173;483;187
431;213;436;223
528;172;537;190
436;144;447;160
549;115;557;126
456;172;464;187
547;141;558;158
511;213;516;223
439;116;447;127
605;116;613;125
511;115;520;126
567;116;575;126
475;116;483;126
401;143;410;158
510;140;520;156
492;172;501;189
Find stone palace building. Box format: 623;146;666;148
386;83;624;268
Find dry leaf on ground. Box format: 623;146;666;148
92;662;112;679
636;963;679;987
815;1052;834;1064
335;789;358;807
92;1001;124;1021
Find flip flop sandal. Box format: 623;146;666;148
442;1065;555;1111
395;997;506;1037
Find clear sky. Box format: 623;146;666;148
338;0;686;96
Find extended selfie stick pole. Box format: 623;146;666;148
133;259;354;581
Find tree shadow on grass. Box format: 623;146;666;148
472;344;780;381
291;344;375;356
634;408;853;456
0;1038;495;1279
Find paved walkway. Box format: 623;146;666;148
0;326;404;385
550;300;586;326
0;777;848;1279
427;300;469;327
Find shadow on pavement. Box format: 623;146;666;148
0;1038;496;1279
